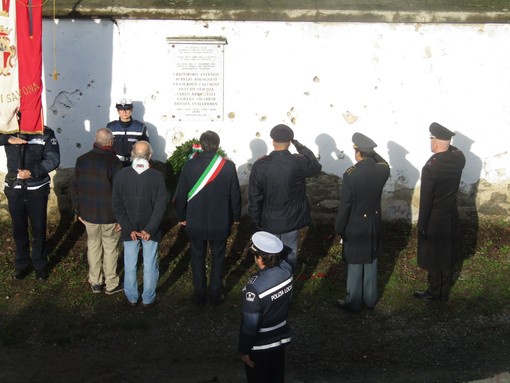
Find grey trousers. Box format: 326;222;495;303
274;230;298;263
344;258;378;311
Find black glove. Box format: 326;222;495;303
291;139;304;151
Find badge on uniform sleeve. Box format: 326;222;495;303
245;292;256;302
247;276;258;285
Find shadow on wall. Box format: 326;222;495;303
237;138;268;186
378;140;419;299
315;133;353;175
454;131;481;260
131;101;167;162
43;19;114;169
451;132;481;292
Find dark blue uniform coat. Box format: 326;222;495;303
418;145;465;270
335;157;390;264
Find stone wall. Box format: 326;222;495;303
1;170;507;226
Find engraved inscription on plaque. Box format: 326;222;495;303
167;38;227;121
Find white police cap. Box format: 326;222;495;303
251;231;283;254
116;98;133;110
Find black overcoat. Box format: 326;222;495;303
417;145;465;270
335;157;390;264
175;151;241;240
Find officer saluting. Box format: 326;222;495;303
248;124;322;263
106;98;149;167
239;231;295;383
335;132;390;312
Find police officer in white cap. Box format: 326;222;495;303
106;98;149;167
239;231;294;383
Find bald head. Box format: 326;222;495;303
131;140;153;161
95;128;113;147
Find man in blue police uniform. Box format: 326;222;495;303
0;121;60;281
414;122;465;302
249;124;321;263
106;98;149;167
239;231;294;383
335;132;390;312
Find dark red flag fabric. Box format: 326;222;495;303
16;0;44;134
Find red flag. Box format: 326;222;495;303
16;0;43;134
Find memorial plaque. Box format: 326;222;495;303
167;37;227;121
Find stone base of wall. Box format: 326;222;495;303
0;170;507;225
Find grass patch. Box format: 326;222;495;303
0;219;509;353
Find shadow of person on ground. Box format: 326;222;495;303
47;169;85;271
223;214;258;297
157;223;191;298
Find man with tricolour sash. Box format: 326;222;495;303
175;130;242;306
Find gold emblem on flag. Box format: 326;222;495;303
0;25;16;76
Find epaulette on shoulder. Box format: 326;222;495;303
345;165;356;175
257;155;269;161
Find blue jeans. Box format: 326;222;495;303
123;239;159;305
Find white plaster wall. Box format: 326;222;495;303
3;19;509;218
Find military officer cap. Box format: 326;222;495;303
116;98;133;110
251;231;283;254
352;132;377;151
429;122;455;140
270;124;294;143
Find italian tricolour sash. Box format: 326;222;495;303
0;0;44;134
187;153;226;202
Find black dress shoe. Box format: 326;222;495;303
14;268;31;280
35;270;48;281
414;291;440;300
142;295;160;308
126;298;139;307
211;294;225;306
336;299;361;313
